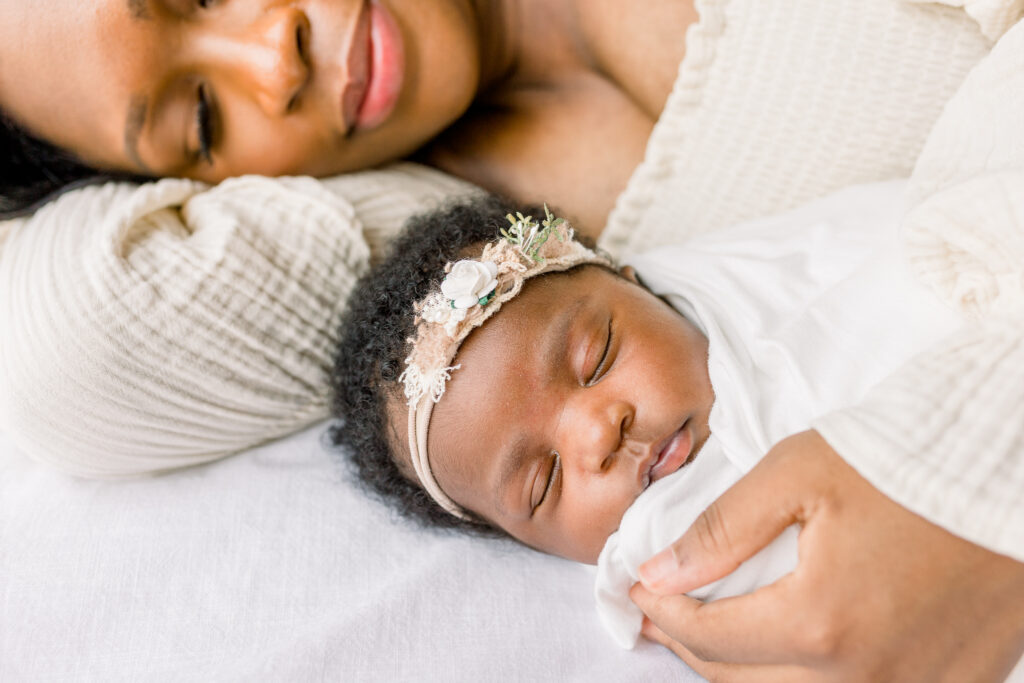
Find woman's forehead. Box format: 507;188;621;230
0;0;156;169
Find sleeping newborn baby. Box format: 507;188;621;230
329;182;963;649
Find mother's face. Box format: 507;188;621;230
0;0;481;181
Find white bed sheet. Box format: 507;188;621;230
0;424;694;682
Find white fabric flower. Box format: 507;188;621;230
441;260;499;309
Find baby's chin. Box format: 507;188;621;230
516;524;622;566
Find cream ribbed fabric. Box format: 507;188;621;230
599;0;992;256
0;165;474;477
813;17;1024;563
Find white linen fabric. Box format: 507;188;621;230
595;180;964;649
599;0;993;256
0;426;697;682
597;449;800;650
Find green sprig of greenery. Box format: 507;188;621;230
501;204;567;262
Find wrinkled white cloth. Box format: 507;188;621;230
0;425;696;682
596;180;965;648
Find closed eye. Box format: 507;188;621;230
586;318;613;385
195;83;216;165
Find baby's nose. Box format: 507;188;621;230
559;398;632;474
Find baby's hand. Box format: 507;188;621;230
629;430;1024;682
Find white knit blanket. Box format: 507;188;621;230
811;12;1024;563
594;180;964;649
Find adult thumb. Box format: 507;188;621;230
637;432;822;595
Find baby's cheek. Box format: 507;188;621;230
583;503;631;564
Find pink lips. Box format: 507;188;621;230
648;422;695;484
341;1;404;133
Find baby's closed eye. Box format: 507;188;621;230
582;317;614;386
531;452;561;514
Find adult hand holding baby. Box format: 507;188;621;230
629;430;1024;682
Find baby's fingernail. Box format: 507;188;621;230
638;548;679;586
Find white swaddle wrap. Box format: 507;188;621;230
594;181;966;648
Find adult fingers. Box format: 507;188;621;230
639;616;709;672
637;433;821;595
640;618;814;683
630;579;824;665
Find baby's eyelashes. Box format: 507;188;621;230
530;451;561;514
585;318;614;386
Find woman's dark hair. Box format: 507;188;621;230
0;109;117;219
329;194;557;536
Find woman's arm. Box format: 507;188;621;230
812;312;1024;561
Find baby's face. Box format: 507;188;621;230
393;266;713;564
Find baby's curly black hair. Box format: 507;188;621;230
329;194;563;536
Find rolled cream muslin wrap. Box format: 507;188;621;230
594;181;966;648
0;165;475;477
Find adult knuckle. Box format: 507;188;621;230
685;639;719;665
693;502;733;557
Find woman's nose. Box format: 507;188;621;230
195;7;310;116
558;398;632;474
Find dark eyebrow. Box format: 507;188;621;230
127;0;152;20
122;0;155;172
124;95;154;174
492;295;587;516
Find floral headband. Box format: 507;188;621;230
399;208;613;519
